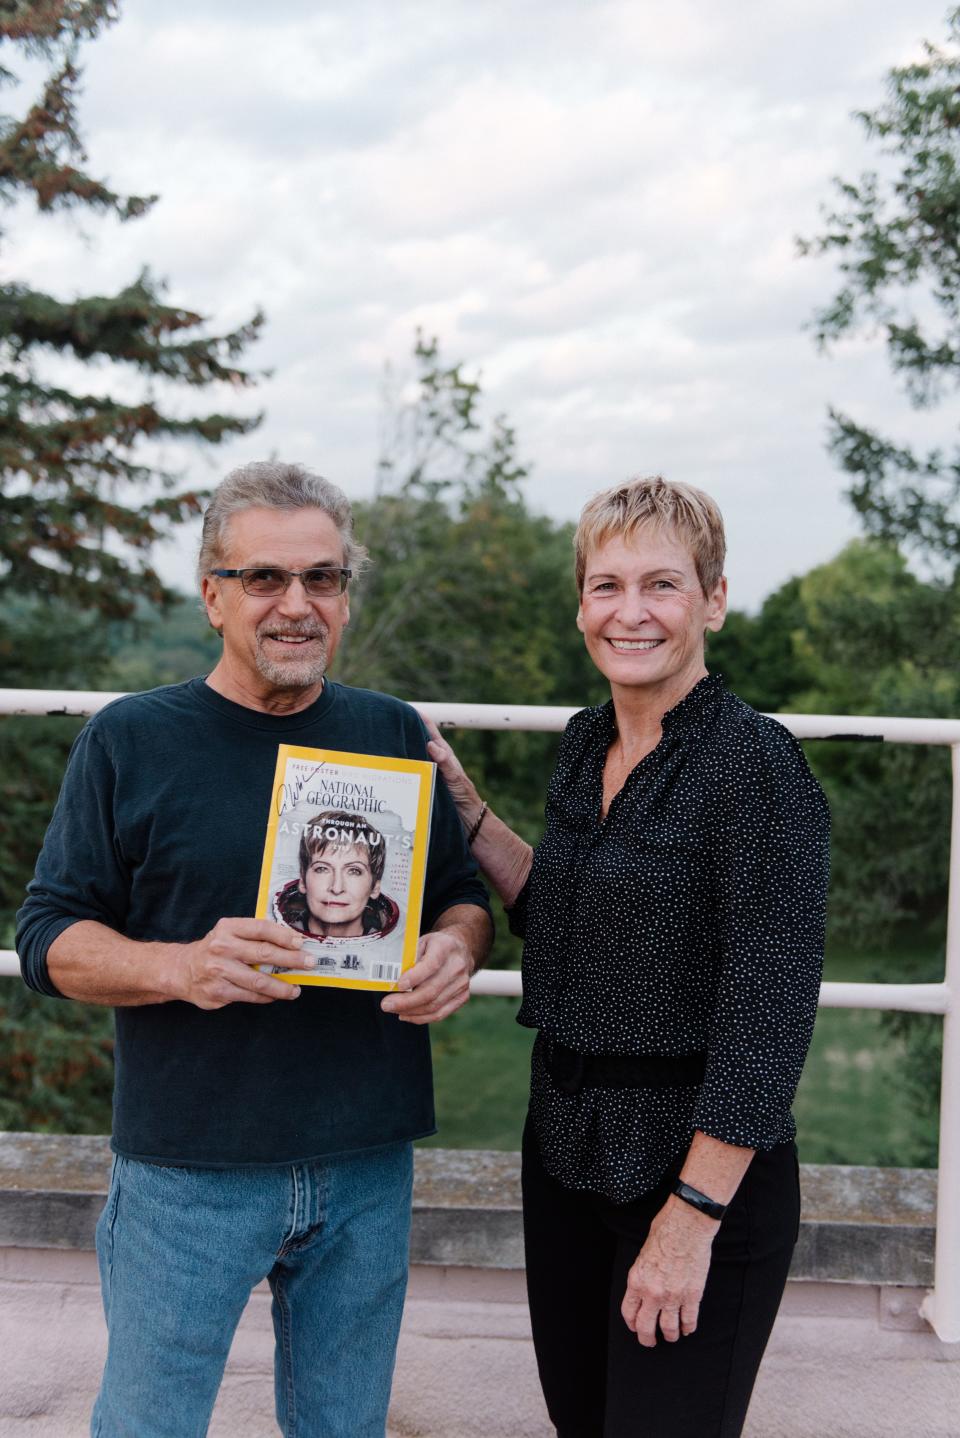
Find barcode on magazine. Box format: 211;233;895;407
372;962;401;982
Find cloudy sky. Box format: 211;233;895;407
6;0;951;610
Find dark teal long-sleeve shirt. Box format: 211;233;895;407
17;677;491;1167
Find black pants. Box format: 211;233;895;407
521;1118;800;1438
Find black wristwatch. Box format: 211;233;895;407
671;1179;727;1221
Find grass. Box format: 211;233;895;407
422;939;943;1167
793;1006;934;1166
422;996;531;1151
795;941;941;1167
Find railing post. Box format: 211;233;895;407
922;743;960;1342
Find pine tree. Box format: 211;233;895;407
0;0;264;621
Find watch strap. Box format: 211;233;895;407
671;1178;727;1221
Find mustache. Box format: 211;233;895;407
256;620;328;640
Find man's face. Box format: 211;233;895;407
201;507;350;702
299;843;381;938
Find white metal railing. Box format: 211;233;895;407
1;689;958;1343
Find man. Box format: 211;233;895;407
16;461;493;1438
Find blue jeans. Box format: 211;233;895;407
91;1143;414;1438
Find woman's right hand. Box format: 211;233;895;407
418;713;483;827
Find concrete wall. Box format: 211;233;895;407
1;1135;958;1437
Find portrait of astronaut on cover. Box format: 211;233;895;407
273;809;400;940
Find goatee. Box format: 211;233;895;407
254;620;330;688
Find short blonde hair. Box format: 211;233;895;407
574;475;725;595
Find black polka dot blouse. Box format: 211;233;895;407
509;673;831;1203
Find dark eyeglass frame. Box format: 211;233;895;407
209;566;352;597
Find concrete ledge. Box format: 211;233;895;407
0;1134;956;1438
794;1161;936;1286
0;1133;109;1251
0;1132;938;1287
412;1149;524;1268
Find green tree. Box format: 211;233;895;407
705;577;813;714
344;335;601;709
791;542;955;947
799;7;960;567
717;544;954;954
728;543;953;1163
0;1;263;1134
799;14;960;1160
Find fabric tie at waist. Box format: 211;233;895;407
540;1037;707;1096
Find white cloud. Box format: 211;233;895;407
3;0;951;613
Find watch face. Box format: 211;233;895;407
673;1180;726;1220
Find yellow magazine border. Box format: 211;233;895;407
255;743;435;992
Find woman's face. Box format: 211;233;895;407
576;527;726;701
299;844;381;937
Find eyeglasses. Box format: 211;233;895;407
210;566;352;597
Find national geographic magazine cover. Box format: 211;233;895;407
255;744;435;991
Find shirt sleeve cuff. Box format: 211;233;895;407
505;878;531;939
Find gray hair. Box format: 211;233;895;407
197;461;368;582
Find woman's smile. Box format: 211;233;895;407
607;638;664;651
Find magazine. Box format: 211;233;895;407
255;743;435;991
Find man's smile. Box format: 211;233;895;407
258;624;327;648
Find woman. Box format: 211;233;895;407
274;809;400;939
423;476;829;1438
